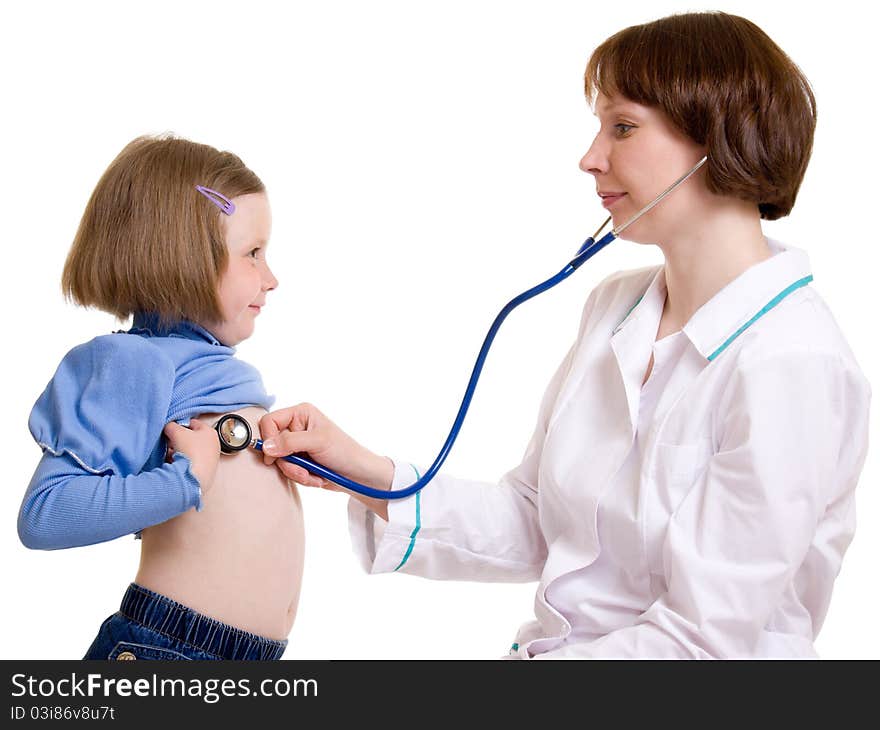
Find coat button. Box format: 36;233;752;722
116;651;137;661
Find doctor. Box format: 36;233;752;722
260;11;871;658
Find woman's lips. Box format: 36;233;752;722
600;193;627;209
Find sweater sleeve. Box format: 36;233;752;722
20;333;201;550
18;450;202;550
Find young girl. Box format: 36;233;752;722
258;12;871;658
19;135;304;660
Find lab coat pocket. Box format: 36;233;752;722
644;438;714;576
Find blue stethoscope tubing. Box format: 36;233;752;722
258;156;709;500
255;226;618;500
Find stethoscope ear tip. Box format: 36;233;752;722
214;413;253;453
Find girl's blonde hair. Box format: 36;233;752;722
62;134;264;324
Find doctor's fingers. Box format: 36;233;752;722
275;458;334;490
261;403;324;437
259;409;316;465
258;414;281;465
261;426;327;459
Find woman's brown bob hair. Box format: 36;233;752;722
62;134;264;324
585;12;816;220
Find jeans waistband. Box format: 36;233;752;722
120;583;287;660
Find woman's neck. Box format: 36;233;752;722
657;201;771;329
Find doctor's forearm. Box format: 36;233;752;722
346;452;394;521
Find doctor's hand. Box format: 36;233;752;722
259;403;394;518
163;419;220;495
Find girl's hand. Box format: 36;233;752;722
163;419;221;494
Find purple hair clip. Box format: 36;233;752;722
195;185;236;215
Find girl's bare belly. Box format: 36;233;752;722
135;407;304;641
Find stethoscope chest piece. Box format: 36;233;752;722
214;414;253;454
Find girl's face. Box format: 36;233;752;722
205;192;278;346
579;93;708;245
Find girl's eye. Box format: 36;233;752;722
614;123;635;137
249;247;261;259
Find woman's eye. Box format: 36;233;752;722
614;123;634;137
249;247;261;259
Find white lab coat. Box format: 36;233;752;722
348;238;871;658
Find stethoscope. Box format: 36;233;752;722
213;156;708;500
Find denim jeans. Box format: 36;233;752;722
83;583;287;660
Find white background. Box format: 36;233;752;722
2;0;877;660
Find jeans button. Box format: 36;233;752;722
116;651;137;661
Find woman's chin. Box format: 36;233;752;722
616;230;655;246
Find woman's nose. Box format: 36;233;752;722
579;137;608;176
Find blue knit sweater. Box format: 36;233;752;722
20;313;274;550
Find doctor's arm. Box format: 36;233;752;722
261;342;577;583
538;351;871;659
259;402;396;516
261;284;607;583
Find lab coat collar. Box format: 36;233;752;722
683;238;812;361
611;266;665;337
609;275;663;441
612;238;813;362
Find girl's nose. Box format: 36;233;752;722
263;264;278;291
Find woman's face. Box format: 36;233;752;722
580;93;707;245
205;192;278;346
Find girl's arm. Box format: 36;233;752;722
18;449;202;550
22;334;218;550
